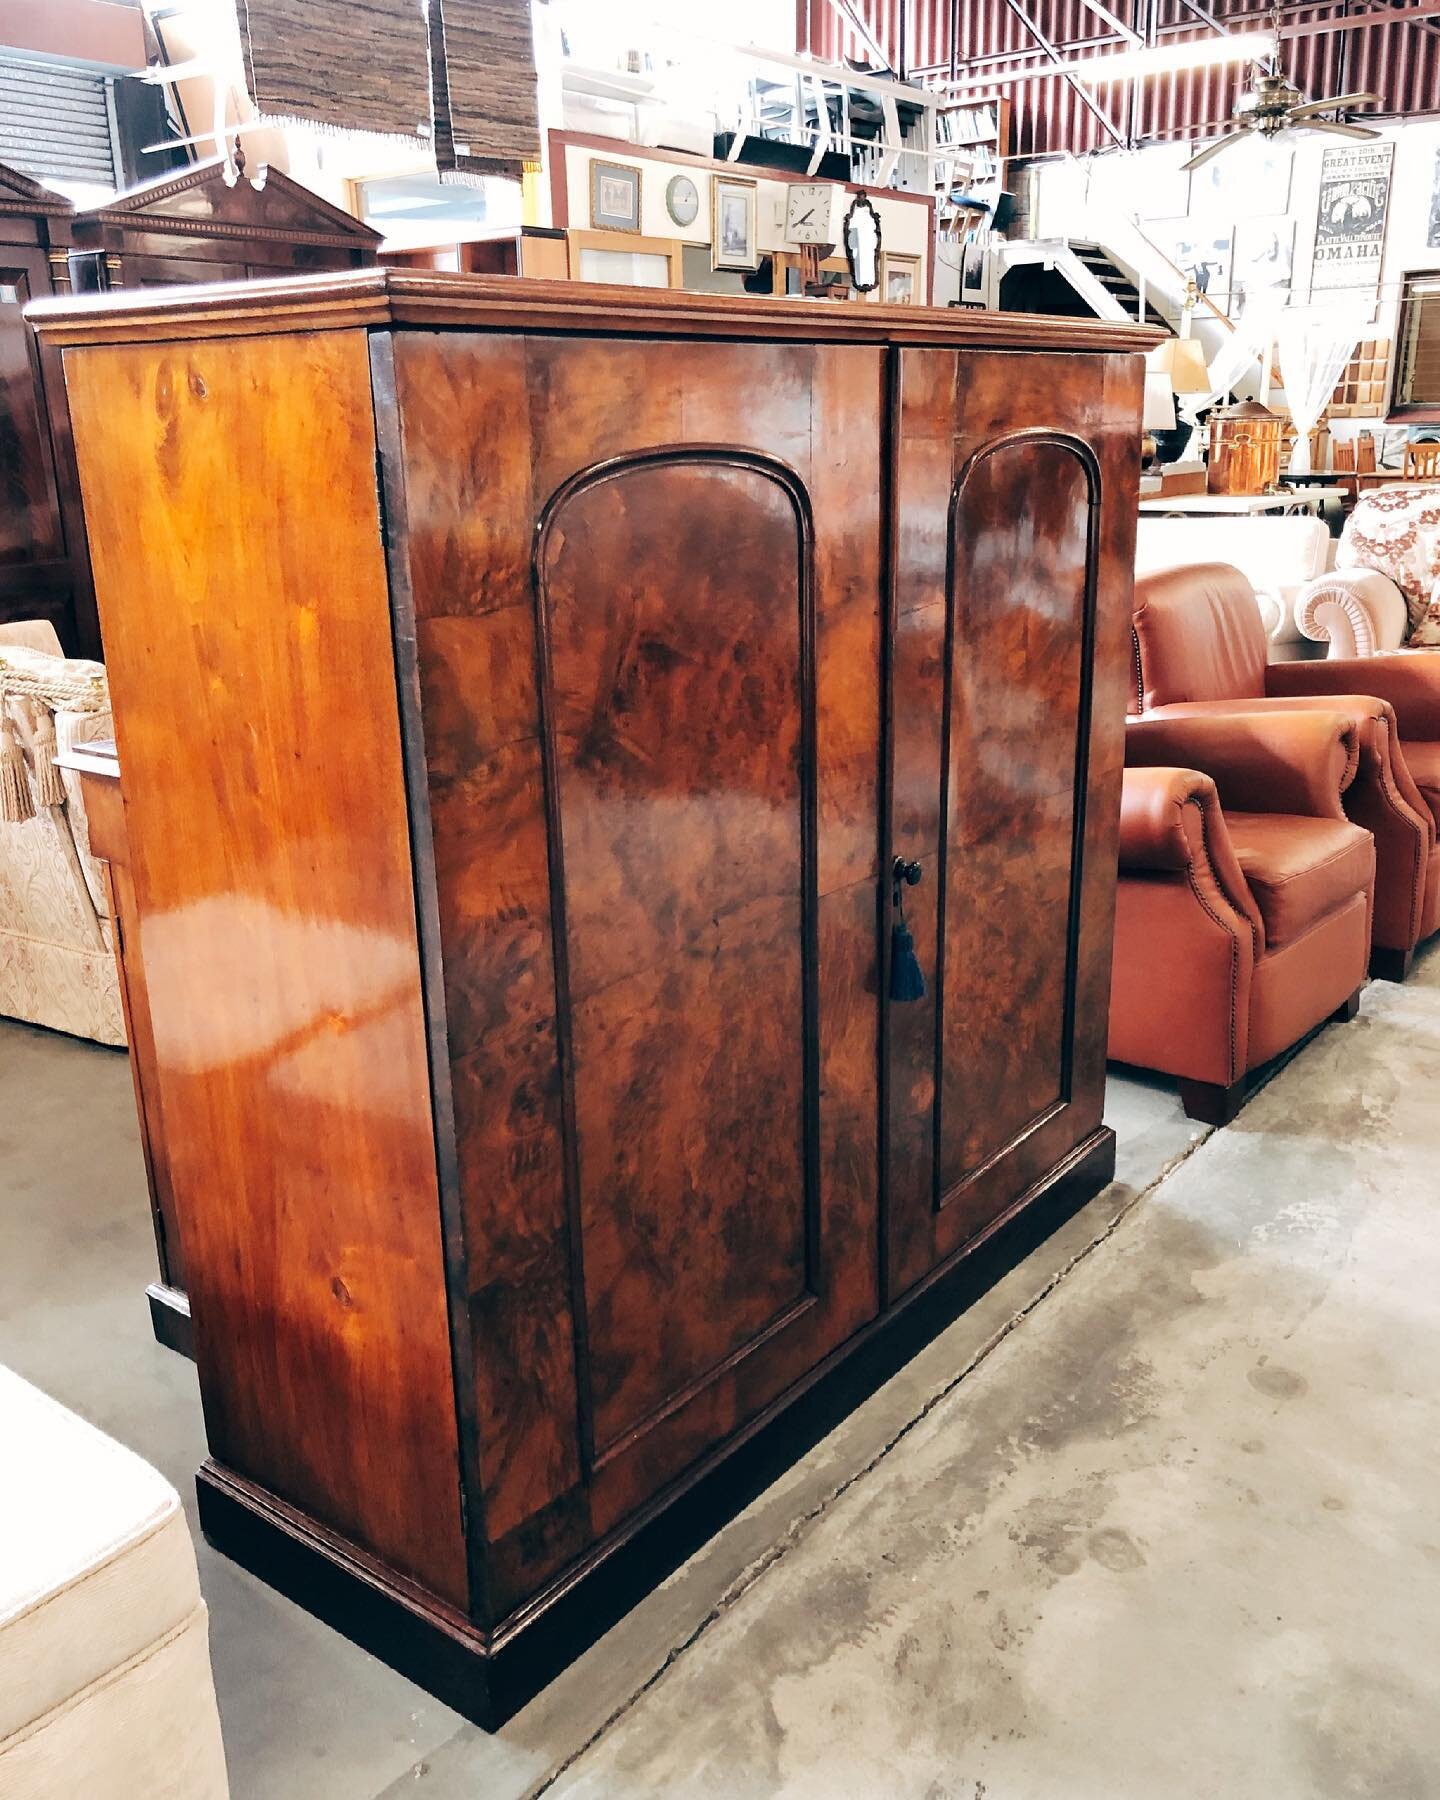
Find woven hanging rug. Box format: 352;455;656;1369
430;0;540;183
239;0;431;144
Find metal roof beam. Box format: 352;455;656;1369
996;0;1128;141
936;0;1440;90
1072;0;1145;46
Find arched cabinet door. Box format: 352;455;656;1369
386;330;885;1615
885;348;1140;1301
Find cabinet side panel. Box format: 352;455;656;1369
62;331;468;1608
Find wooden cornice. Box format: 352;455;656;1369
0;160;74;219
70;158;381;247
28;266;1164;353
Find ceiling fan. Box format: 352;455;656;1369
1182;5;1380;170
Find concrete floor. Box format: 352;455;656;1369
2;948;1436;1797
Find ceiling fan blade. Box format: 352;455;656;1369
1287;92;1380;117
1304;119;1382;139
1183;132;1247;172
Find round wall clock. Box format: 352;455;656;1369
665;174;700;229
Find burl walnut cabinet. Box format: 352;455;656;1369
33;270;1153;1722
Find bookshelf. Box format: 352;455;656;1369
933;97;1010;218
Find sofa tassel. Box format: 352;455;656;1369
27;705;66;809
889;918;926;1003
0;711;35;825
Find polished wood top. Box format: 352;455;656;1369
28;265;1165;354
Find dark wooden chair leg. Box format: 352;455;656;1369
1330;987;1363;1023
1369;945;1414;982
1176;1076;1248;1126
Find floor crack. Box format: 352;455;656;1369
527;1125;1212;1797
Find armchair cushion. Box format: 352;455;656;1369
1124;708;1357;820
1223;813;1374;950
1131;563;1269;711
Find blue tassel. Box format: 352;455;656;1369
890;919;926;1003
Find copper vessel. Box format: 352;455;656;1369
1207;400;1283;496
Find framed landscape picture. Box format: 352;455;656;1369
589;160;642;235
712;174;759;271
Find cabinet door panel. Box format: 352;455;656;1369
388;332;884;1614
886;349;1138;1299
938;438;1090;1196
536;454;813;1456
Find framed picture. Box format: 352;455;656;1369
1229;214;1295;313
1311;140;1394;298
712;175;759;271
1188;141;1292;221
589;160;642;235
882;252;920;305
1160;225;1231;306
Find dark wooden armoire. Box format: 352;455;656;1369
0;163;89;650
5;157;378;656
35;270;1156;1724
68;155;380;294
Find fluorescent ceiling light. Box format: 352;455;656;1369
1071;33;1271;85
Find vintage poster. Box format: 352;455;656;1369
1311;140;1394;295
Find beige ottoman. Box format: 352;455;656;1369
0;1367;228;1798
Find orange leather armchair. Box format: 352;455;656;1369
1132;562;1439;979
1111;710;1374;1124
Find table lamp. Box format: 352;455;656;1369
1147;337;1210;395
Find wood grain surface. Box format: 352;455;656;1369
387;330;884;1609
61;327;468;1607
886;348;1140;1299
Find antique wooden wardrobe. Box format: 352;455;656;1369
0;163;88;651
35;270;1153;1723
3;157;378;657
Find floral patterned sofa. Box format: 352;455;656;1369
1294;485;1440;656
0;623;124;1046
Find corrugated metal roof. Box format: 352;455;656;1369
0;55;115;187
796;0;1440;157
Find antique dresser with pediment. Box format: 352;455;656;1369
32;269;1156;1723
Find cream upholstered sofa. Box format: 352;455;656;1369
0;1365;229;1798
0;622;124;1045
1294;485;1440;656
1136;514;1334;660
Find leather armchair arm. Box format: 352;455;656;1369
1118;766;1263;953
1125;709;1357;820
1266;656;1440;741
1119;765;1215;871
1293;569;1408;657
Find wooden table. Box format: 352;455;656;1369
1138;487;1346;518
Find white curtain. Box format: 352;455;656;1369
1276;305;1372;474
